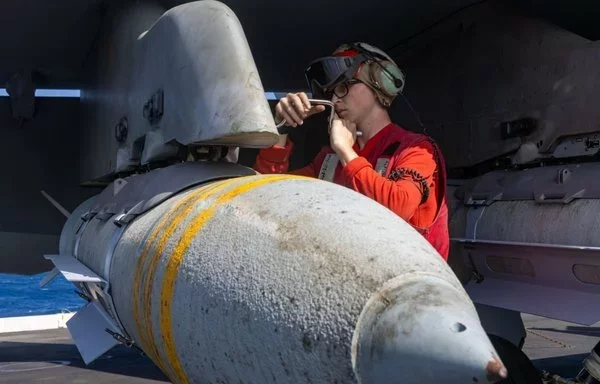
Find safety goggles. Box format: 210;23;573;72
304;54;367;98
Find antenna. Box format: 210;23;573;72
41;190;70;219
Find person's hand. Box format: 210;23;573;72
330;114;359;165
275;92;326;128
330;114;357;152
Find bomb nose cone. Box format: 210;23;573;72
486;357;508;382
352;276;507;383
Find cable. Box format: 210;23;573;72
398;92;427;133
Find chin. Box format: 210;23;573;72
339;111;352;120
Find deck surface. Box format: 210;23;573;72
1;314;598;383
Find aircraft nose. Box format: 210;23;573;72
352;276;507;383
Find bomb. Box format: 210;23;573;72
46;163;506;383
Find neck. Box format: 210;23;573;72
356;108;392;149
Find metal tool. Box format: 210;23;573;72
276;98;362;137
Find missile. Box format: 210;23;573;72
44;163;507;384
40;1;507;382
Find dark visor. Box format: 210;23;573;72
304;55;365;97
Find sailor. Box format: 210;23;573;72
254;42;450;260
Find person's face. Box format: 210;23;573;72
331;79;378;124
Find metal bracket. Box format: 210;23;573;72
465;206;486;240
114;117;128;143
143;88;164;125
113;201;145;227
105;328;144;354
467;252;484;284
98;217;130;337
458;162;600;206
93;206;143;340
74;211;96;258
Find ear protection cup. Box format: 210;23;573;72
369;60;405;97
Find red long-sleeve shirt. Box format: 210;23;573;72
254;123;439;229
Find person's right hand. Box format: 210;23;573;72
275;92;326;128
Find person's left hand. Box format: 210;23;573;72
329;114;359;166
330;114;357;154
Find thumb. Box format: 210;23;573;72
308;104;326;116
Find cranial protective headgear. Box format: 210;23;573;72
304;42;405;107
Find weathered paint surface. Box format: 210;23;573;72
80;0;278;182
62;171;505;383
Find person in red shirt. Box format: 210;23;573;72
254;42;450;260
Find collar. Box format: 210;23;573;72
353;123;396;156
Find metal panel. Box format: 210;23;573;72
66;301;121;365
127;0;279;149
43;254;105;284
454;238;600;325
456;162;600;206
389;0;600;171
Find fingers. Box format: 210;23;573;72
308;105;326;117
329;112;341;134
281;98;303;126
329;113;357;137
288;93;308;119
276;93;306;127
297;93;325;116
275;92;328;127
298;92;312;111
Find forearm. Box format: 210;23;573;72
254;137;319;178
253;137;293;174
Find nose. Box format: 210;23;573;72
352;276;507;383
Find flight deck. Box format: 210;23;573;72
1;314;598;383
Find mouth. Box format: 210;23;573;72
336;109;347;116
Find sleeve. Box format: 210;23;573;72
253;138;328;178
341;140;437;221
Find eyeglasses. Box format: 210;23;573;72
326;79;361;99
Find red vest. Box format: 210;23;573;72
318;126;450;260
387;129;450;260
